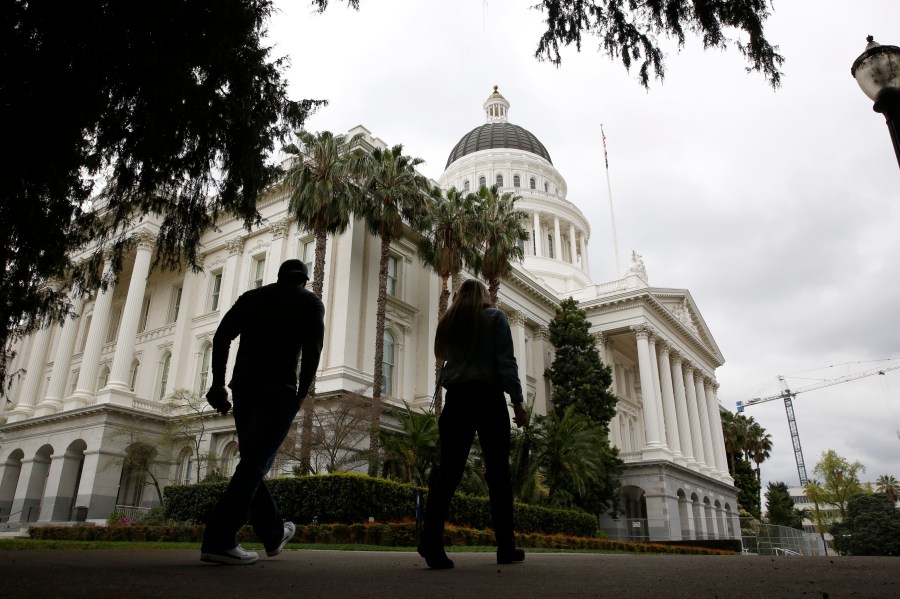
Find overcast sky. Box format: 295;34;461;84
267;1;900;491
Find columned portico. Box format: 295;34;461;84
6;324;52;423
670;351;697;468
67;259;116;409
633;326;665;456
683;364;707;468
657;342;685;464
35;296;85;417
102;233;154;400
694;373;715;475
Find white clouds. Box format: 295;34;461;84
269;0;900;486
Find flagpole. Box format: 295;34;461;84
602;124;622;277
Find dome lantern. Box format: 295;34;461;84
484;85;510;123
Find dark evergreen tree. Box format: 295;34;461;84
734;456;761;519
830;493;900;556
545;297;617;427
764;481;796;527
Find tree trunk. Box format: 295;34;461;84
368;233;391;475
488;277;500;308
432;273;451;416
300;229;328;474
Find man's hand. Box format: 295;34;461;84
513;403;528;428
206;385;232;416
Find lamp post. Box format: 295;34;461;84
851;36;900;168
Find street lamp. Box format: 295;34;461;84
851;36;900;168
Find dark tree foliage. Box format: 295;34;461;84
830;493;900;556
535;0;784;88
545;297;617;427
765;481;799;528
733;455;761;519
1;1;360;393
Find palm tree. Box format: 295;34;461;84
417;186;480;414
746;421;773;481
720;410;751;477
377;403;439;486
876;474;900;503
472;185;529;307
283;130;364;474
359;144;431;472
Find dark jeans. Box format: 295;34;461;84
201;389;298;552
422;382;516;549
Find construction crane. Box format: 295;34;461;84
736;362;900;486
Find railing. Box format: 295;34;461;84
114;505;151;522
739;519;827;556
600;517;740;542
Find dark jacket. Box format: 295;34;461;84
440;307;524;404
211;281;325;397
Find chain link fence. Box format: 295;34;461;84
739;519;828;556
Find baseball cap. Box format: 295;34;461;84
277;259;309;281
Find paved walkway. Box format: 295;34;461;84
1;549;897;598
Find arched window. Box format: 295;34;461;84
198;343;212;392
463;180;470;191
129;359;140;391
529;178;536;190
544;182;549;192
496;174;503;187
221;442;239;477
513;175;520;187
382;331;395;396
158;352;171;400
97;365;110;391
547;234;555;259
177;448;194;485
479;176;486;189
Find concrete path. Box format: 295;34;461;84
1;549;897;598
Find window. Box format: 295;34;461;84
168;286;182;324
138;296;151;333
513;175;520;187
198;344;212;392
544;182;549;192
529;178;536;190
382;331;395;396
178;449;194;485
386;256;398;296
158;353;171;400
97;366;110;391
479;176;486;189
106;306;122;343
251;255;266;289
221;442;239;477
300;239;315;275
209;271;223;312
463;180;470;191
129;359;140;391
496;174;503;187
547;234;554;259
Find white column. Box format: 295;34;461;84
6;325;53;422
657;342;684;462
694;373;715;473
169;266;201;392
633;326;662;448
671;351;696;466
68;259;116;408
265;218;290;284
579;234;588;273
683;363;707;467
706;380;729;476
647;335;668;448
218;237;245;323
532;211;542;257
568;222;577;265
553;215;562;261
105;234;154;393
35;296;85;416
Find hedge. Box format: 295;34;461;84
27;522;735;554
163;472;597;537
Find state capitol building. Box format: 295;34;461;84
1;88;739;542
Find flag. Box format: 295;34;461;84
601;124;609;170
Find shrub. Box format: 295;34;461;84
163;473;595;536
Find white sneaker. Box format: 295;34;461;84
200;545;260;565
266;521;296;557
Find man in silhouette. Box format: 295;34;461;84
200;259;325;565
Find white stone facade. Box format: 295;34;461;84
0;89;738;541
